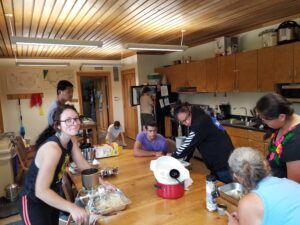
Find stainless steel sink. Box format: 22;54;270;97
220;119;256;127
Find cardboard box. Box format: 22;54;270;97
95;142;122;158
215;37;239;56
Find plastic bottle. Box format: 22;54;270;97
206;175;217;212
177;124;182;137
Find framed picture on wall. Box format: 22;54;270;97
130;85;156;106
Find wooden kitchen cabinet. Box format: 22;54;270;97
293;42;300;82
274;42;300;83
217;54;236;92
186;60;206;91
257;47;276;91
235;50;258;91
225;126;267;156
154;41;300;93
169;64;187;92
217;50;258;92
205;57;218;92
155;64;187;92
274;43;294;83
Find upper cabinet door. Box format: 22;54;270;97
258;47;275;91
169;64;187;92
217;55;236;92
293;42;300;83
205;57;218;92
186;61;206;92
274;43;294;83
236;50;258;92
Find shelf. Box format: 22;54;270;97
7;93;44;100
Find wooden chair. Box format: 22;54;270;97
15;136;36;173
165;138;177;154
62;173;77;225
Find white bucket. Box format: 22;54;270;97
175;136;186;149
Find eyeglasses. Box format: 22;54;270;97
258;115;277;122
59;117;81;126
178;112;191;124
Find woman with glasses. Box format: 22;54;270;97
255;93;300;183
172;104;234;183
20;105;107;225
227;147;300;225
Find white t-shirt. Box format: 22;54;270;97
106;124;124;140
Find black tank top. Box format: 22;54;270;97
22;135;73;203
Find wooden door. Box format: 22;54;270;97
274;43;294;83
95;77;109;132
217;55;236;92
205;58;218;92
186;61;206;92
293;42;300;82
257;47;275;91
121;69;138;140
0;100;3;133
236;50;258;91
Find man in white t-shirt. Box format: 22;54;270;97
105;121;127;146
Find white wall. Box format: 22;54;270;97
0;59;125;142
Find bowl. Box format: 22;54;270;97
218;182;245;206
217;204;227;216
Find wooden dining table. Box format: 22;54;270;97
68;150;235;225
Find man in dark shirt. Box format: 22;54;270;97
172;105;234;183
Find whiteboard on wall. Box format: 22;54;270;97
6;71;42;93
5;69;75;94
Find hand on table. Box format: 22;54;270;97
155;151;164;157
69;204;89;225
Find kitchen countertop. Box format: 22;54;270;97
68;150;232;225
220;119;267;132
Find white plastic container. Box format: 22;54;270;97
259;29;277;47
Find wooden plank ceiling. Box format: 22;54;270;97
0;0;300;60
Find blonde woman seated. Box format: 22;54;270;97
227;147;300;225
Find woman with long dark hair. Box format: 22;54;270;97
20;105;103;225
256;93;300;183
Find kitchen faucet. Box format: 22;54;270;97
240;107;248;122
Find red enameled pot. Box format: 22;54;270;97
154;182;184;199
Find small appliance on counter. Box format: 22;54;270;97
276;20;300;44
258;29;277;47
218;104;231;120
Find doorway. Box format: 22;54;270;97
121;69;138;140
77;71;113;143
